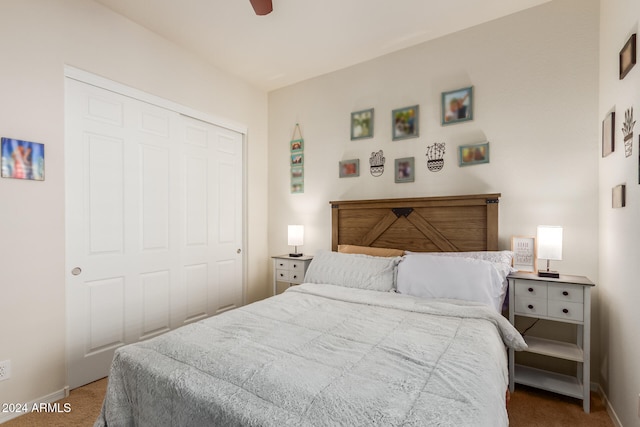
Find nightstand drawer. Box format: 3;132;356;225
548;300;584;322
515;296;548;316
515;281;548;299
548;283;583;303
275;268;305;284
276;259;307;272
275;269;292;281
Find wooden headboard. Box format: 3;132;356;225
330;193;500;252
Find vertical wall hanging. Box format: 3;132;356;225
369;150;385;177
622;107;635;157
290;123;304;194
426;142;446;172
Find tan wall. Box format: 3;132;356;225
268;0;600;386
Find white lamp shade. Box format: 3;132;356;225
288;225;304;246
537;225;563;260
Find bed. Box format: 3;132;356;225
95;194;527;427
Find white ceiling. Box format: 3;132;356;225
94;0;550;92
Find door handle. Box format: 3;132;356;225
237;249;242;254
71;267;82;276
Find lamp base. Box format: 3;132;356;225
538;270;560;279
289;253;303;257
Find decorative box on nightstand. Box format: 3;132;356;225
507;271;595;413
272;255;313;296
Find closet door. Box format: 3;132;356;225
65;77;244;389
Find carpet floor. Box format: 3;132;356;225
3;379;615;426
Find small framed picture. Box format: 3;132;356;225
351;108;374;140
442;86;473;125
458;142;489;167
602;111;615;157
291;180;304;194
291;153;304;165
511;236;537;273
339;159;360;178
290;139;303;153
1;137;45;181
394;157;415;183
620;34;636;80
291;166;303;180
612;184;626;208
392;105;419;140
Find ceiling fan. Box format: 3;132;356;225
249;0;273;15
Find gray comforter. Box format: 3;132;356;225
95;283;526;427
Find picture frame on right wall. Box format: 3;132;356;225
602;110;615;157
620;33;636;80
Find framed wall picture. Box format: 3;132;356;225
394;157;415;183
442;86;473;125
458;142;489;167
351;108;374;140
291;181;304;194
290;139;303;153
602;111;615;157
392;105;419;140
291;153;304;165
291;166;303;180
1;137;45;181
620;33;636;80
612;184;626;208
339;159;360;178
511;236;537;273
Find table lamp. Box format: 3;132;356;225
537;225;562;278
288;225;304;257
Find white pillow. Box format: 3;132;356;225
407;250;515;306
304;250;401;292
396;253;507;311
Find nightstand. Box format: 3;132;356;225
272;255;313;296
507;271;595;412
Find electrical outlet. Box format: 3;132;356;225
0;360;11;381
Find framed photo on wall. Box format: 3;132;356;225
392;105;419;140
394;157;415;183
441;86;473;125
511;236;537;273
339;159;360;178
602;110;615;157
620;33;636;80
351;108;374;140
458;142;489;167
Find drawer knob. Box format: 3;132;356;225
562;291;569;296
293;275;297;279
528;288;534;293
293;264;297;268
527;304;534;310
279;273;284;277
562;308;569;314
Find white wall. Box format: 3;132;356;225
269;0;600;376
599;1;640;426
0;0;268;410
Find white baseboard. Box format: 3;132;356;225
597;384;624;427
0;386;69;424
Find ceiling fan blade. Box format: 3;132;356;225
249;0;273;15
